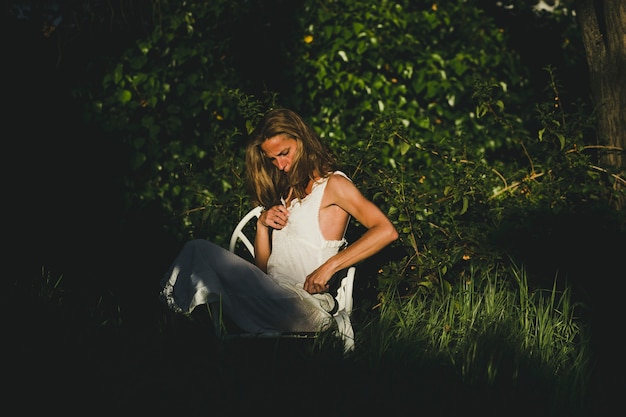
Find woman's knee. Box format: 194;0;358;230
184;238;224;256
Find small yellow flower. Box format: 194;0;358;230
463;254;470;261
432;3;438;11
304;35;314;44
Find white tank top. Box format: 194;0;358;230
267;171;350;287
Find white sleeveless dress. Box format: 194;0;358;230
159;171;350;334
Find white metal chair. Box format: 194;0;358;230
223;205;356;352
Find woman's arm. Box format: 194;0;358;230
303;174;399;294
254;216;271;272
254;205;290;272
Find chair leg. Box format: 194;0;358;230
334;312;355;353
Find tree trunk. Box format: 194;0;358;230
575;0;626;208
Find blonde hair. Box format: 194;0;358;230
245;108;337;208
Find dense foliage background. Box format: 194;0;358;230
6;0;624;415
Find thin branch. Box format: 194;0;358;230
490;172;545;199
589;165;626;186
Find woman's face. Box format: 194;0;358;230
261;134;298;173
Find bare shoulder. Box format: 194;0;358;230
325;171;369;207
326;172;359;195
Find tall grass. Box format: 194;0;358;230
353;264;592;413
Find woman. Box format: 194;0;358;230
160;108;398;335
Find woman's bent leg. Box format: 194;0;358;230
160;239;256;313
160;239;333;334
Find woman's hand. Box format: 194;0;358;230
303;265;332;294
259;205;289;229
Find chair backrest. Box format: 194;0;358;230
229;205;264;255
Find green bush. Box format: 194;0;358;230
83;0;625;298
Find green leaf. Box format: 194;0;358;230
130;152;147;170
460;196;469;215
117;89;132;103
556;133;566;150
